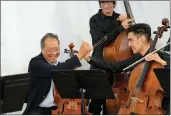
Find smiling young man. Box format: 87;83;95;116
23;33;91;115
85;23;170;115
85;23;169;74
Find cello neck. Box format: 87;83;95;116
123;1;136;25
136;19;170;89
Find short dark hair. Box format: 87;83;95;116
127;23;151;41
41;33;60;49
99;0;116;8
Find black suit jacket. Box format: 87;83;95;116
23;53;81;114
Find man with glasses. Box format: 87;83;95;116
23;33;91;115
88;0;133;115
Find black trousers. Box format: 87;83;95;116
88;99;107;115
28;106;57;115
88;66;114;115
162;97;170;115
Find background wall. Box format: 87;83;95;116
1;1;170;76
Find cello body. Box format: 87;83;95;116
118;61;166;115
52;43;91;115
52;98;91;115
118;18;170;114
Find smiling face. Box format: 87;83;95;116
127;32;151;56
42;38;60;64
127;23;152;55
128;32;143;54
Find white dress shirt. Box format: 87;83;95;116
39;60;58;107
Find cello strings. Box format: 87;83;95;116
123;42;170;72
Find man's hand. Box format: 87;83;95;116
145;53;167;66
121;18;134;29
118;14;127;22
84;52;91;62
77;41;92;60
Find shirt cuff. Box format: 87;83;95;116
72;55;82;68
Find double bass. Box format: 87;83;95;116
52;43;91;115
103;1;134;114
118;18;170;114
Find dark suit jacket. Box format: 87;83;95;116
23;53;81;114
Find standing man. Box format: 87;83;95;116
23;33;91;115
89;0;132;114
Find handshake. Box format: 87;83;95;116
76;41;92;61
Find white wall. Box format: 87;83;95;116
1;1;170;76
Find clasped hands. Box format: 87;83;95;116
76;41;92;61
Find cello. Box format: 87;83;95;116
103;1;134;114
118;18;170;114
52;43;91;115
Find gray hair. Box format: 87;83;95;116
40;33;60;49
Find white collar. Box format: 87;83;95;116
46;59;59;66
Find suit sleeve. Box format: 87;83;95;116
88;54;143;73
29;55;81;79
89;15;125;47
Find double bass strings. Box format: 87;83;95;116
91;36;107;51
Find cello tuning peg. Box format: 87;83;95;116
153;31;157;34
162;18;169;26
64;49;70;53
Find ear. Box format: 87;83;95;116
113;3;116;8
113;4;115;9
41;49;44;54
99;2;101;8
141;35;146;43
113;1;116;8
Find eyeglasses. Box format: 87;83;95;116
44;47;60;54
